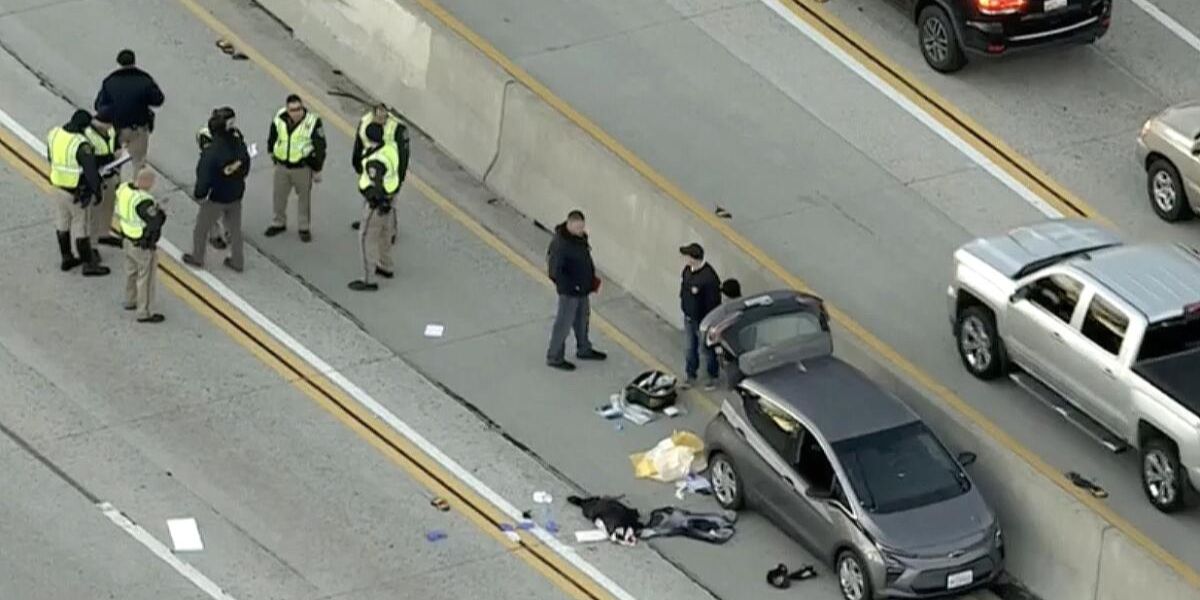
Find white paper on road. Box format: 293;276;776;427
166;518;204;551
247;143;258;158
424;324;444;338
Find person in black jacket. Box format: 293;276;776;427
93;49;164;176
196;106;242;250
545;210;607;370
679;243;721;389
183;110;250;272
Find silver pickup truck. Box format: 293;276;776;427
946;219;1200;512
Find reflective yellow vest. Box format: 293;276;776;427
47;127;86;189
357;112;400;147
115;182;154;239
84;126;116;158
358;143;401;195
271;108;318;164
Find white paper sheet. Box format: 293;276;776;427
100;151;131;176
247;143;258;159
424;324;445;338
166;518;204;551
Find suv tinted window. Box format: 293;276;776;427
1081;294;1129;356
833;422;969;514
1027;274;1084;323
797;431;835;493
739;388;799;459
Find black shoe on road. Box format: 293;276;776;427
547;359;577;371
576;349;607;361
351;221;361;230
223;257;243;273
81;263;110;277
299;230;312;243
182;253;203;268
375;267;394;279
264;225;286;237
348;280;378;291
137;314;165;324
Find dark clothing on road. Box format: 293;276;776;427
94;67;164;130
680;263;721;321
267;112;327;171
194;130;251;204
547;222;596;297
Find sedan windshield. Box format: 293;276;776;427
833;422;969;514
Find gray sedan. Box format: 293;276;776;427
1137;101;1200;222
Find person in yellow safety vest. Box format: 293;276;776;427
196;106;242;250
348;123;401;292
265;94;326;242
350;103;409;231
115;168;167;323
46;109;109;276
85;109;123;251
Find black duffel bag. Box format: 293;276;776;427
623;370;677;411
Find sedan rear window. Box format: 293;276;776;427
730;312;822;355
833;422;969;515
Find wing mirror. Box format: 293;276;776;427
957;451;978;466
1009;287;1028;304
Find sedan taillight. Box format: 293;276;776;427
978;0;1028;15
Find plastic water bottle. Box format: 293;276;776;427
532;491;557;532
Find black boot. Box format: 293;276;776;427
75;238;110;277
57;231;81;271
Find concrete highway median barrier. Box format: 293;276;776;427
251;0;1200;598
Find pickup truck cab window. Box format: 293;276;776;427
1080;293;1130;356
1026;273;1085;323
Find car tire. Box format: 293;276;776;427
836;550;874;600
918;6;966;73
1147;158;1193;222
956;306;1006;380
708;452;745;511
1142;437;1189;513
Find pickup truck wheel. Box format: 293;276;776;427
919;6;966;73
708;452;745;510
1142;438;1188;512
957;306;1005;380
1147;158;1193;222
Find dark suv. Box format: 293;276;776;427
906;0;1112;72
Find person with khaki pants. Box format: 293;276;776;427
265;94;326;243
348;123;401;291
115;169;167;323
93;49;164;177
85;110;123;251
46;110;109;277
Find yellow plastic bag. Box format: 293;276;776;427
630;431;707;482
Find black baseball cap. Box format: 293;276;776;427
679;243;704;260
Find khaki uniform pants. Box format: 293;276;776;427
54;192;88;239
89;176;118;243
123;239;157;319
118;126;150;176
359;201;397;284
192;200;244;268
272;164;314;231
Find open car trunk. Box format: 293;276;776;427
698;289;833;387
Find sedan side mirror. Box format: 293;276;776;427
1009;287;1027;304
957;451;978;466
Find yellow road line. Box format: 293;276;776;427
247;0;1199;588
0;122;605;600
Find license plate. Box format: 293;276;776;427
947;569;974;589
1045;0;1067;11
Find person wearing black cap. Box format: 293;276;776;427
545;210;606;370
679;242;721;389
348;122;401;291
184;108;250;272
196;106;243;250
350;103;409;231
94;49;164;176
85;109;122;251
46;109;109;276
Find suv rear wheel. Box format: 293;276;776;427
956;306;1005;380
919;6;966;73
1147;158;1192;222
1142;437;1189;512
